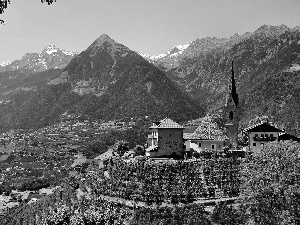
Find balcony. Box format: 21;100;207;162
148;134;158;139
253;136;277;141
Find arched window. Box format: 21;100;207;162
229;111;233;120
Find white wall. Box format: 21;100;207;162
248;131;279;152
185;140;225;152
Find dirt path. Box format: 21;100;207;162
96;194;239;209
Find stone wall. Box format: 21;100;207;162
157;128;184;157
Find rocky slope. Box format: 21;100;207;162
141;24;300;134
0;34;204;131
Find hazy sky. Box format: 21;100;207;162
0;0;300;63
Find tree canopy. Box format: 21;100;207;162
1;0;57;24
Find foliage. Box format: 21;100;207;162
133;145;145;156
0;175;133;225
130;204;212;225
84;120;149;158
1;156;242;224
91;158;241;204
211;202;246;224
240;141;300;224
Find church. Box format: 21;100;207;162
223;61;239;149
146;62;240;157
184;61;240;152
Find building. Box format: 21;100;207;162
146;118;184;158
184;117;228;154
224;61;239;148
278;132;300;142
243;122;284;152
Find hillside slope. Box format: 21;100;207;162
0;34;204;131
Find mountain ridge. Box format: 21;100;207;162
0;25;299;135
0;34;204;131
0;44;78;73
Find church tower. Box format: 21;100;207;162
224;61;239;148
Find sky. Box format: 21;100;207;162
0;0;300;63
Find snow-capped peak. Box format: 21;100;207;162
138;53;151;58
175;44;190;51
43;44;59;54
62;50;79;56
150;53;167;60
139;43;190;61
0;61;11;67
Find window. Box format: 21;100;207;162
229;111;233;120
261;134;264;138
198;143;202;147
255;134;258;137
219;145;221;148
265;134;268;138
270;134;273;138
253;143;256;146
211;144;215;150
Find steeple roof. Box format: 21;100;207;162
230;61;239;107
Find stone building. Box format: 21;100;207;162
146;118;184;157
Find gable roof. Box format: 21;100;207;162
244;122;284;133
150;118;184;129
279;133;300;142
183;118;228;141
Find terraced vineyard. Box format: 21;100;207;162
88;158;241;204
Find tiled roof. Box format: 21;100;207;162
244;122;284;133
150;118;184;129
183;117;228;141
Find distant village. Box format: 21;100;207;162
0;115;135;215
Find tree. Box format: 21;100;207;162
240;141;300;224
1;0;57;24
133;145;145;156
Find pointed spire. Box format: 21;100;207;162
230;61;239;107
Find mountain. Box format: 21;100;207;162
141;24;300;134
0;44;78;73
0;45;78;106
0;61;10;67
1;25;299;134
139;44;190;70
0;34;204;131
